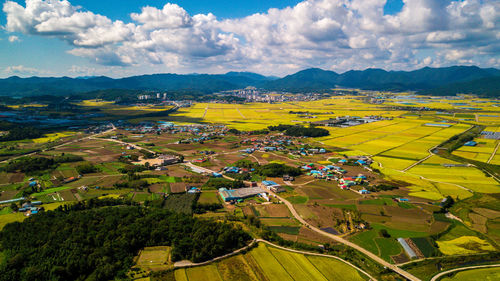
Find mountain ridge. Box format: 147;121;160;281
0;66;498;97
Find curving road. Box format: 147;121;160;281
256;239;376;281
430;264;500;281
188;162;422;281
267;189;421;281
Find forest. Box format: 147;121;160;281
0;200;251;281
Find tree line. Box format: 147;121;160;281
0;200;251;281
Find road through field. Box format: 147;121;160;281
187;162;422;281
487;141;500;163
0;124;116;164
430;264;500;281
256;239;376;281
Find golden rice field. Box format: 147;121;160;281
453;126;499;164
407;156;500;194
173;243;368;281
77;100;115;107
172;97;499;200
436;236;496;255
32;132;75;143
172;98;405;130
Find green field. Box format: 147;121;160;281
440;267;500;281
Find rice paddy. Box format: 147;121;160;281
173;243;368;281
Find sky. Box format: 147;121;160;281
0;0;499;78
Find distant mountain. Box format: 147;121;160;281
417;76;500;98
261;68;340;91
263;66;500;93
0;66;498;97
0;72;275;96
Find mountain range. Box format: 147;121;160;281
0;66;498;97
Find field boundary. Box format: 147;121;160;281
257;239;377;281
487;141;500;163
173;239;257;268
430;263;500;281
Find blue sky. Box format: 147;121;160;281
1;0;498;78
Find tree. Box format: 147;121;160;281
379;229;391;238
10;203;18;212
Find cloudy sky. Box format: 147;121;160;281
1;0;499;78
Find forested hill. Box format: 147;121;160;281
0;200;251;281
417;76;500;97
0;72;275;97
262;66;500;96
0;66;498;97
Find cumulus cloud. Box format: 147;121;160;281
8;35;20;42
2;0;499;75
4;65;52;76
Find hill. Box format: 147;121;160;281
0;66;498;97
0;72;275;97
417;76;500;97
263;66;500;94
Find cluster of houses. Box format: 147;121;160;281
18;201;43;216
117;122;227;140
239;136;330;157
313;116;392;128
217;180;286;203
241;136;294;152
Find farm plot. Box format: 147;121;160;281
407;156;500;194
172;243;367;281
136;246;172;271
381;124;470;162
453;137;499;164
439;267;500;281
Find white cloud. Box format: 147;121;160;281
4;65;52;76
2;0;500;76
8;35;20;42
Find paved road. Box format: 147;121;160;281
256;239;377;281
268;189;421;281
487;141;500;164
187;162;421;281
430;264;500;281
174;238;376;280
93;137;156;154
174;239;258;268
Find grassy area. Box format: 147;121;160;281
198;191;220;204
439;267;500;281
286;196;308;204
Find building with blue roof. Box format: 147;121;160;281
464;141;477;146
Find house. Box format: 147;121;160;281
158;155;179;165
464;141;477;146
283;175;294;181
260;180;285;193
218;187;266;202
212;172;223;178
187;187;201;194
359;189;370;194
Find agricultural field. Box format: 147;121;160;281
452;126;500;165
171;243;368;281
1;94;499;280
439;267;500;281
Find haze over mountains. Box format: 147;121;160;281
0;66;499;97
